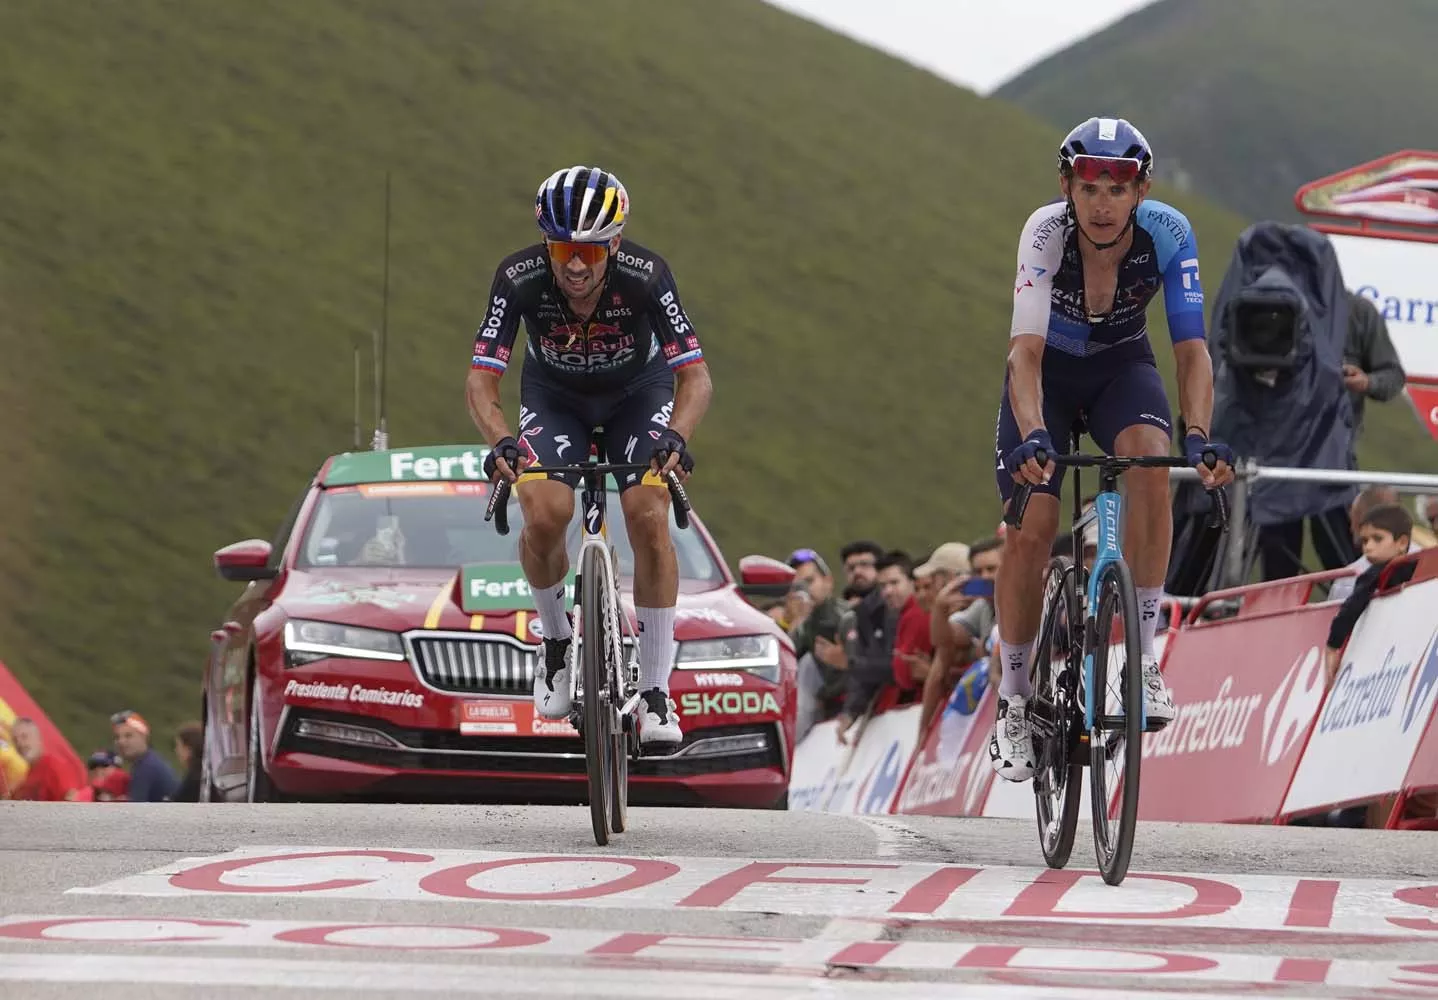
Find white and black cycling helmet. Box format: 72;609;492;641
535;165;629;242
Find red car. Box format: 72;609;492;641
198;444;799;808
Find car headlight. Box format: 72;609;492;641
674;634;780;682
283;619;406;666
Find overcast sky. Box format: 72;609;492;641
762;0;1159;94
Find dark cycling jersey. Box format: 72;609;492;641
470;240;704;392
1011;199;1206;364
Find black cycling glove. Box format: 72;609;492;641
650;428;695;474
483;436;524;481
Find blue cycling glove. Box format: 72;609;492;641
1003;429;1054;477
1183;432;1234;471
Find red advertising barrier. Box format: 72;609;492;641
1138;597;1337;823
892;685;997;817
0;660;86;798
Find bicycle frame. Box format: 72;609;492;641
1008;444;1229;734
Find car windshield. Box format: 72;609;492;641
296;485;724;583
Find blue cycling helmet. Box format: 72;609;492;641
535;165;628;242
1058;117;1154;181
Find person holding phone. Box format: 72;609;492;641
921;536;1004;738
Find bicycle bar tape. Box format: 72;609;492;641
486;479;512;536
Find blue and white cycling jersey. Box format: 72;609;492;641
1010;199;1207;362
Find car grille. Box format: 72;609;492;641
405;632;636;696
408;634;536;695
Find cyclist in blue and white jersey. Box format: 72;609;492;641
989;118;1236;781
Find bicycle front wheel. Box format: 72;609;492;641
1031;556;1084;870
1088;558;1143;886
580;544;615;847
608;576;631;834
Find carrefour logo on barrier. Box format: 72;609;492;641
896;749;987;814
789;766;835;811
460;563;576;614
1261;646;1326;766
1319;645;1411;734
857;741;904;814
1402;633;1438;733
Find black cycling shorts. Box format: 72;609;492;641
993;358;1173;504
517;368;675;492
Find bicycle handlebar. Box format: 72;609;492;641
483;462;693;536
1003;448;1230;534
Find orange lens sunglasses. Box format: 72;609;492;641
546;239;611;269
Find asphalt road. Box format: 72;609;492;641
2;803;1437;999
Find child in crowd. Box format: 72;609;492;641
1324;503;1416;683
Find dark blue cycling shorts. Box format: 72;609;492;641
993;358;1172;504
518;366;675;492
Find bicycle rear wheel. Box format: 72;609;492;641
1088;558;1144;886
580;544;615;846
1031;556;1084;870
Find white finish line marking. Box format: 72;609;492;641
1;915;1435;990
64;846;1438;944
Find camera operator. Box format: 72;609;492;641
1209;222;1360;581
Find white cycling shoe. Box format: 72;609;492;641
638;688;683;746
533;637;574;720
989;694;1036;782
1142;656;1176;726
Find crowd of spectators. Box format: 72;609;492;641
0;709;203;803
771;531;1008;748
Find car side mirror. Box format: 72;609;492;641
737;554;796;601
214;539;278;582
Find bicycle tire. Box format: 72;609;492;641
607;553;630;834
580;544;614;847
1031;556;1084;870
1088;558;1143;886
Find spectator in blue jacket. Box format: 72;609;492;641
111;710;180;802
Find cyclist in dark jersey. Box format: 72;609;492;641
465;165;712;748
989;118;1235;782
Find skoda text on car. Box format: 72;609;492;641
199;444;797;807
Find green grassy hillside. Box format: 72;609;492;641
995;0;1438;222
1;0;1432;753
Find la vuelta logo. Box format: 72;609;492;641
1260;647;1326;766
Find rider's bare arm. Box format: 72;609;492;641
1173;339;1215;438
464;369;512;447
1006;335;1048;437
667;361;712;442
1006;205;1061;445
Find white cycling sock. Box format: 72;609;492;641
531;579;572;643
637;606;676;694
998;638;1035;700
1136;587;1163;660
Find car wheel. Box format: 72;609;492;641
246;675;276;804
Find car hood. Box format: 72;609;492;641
273;567;785;645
